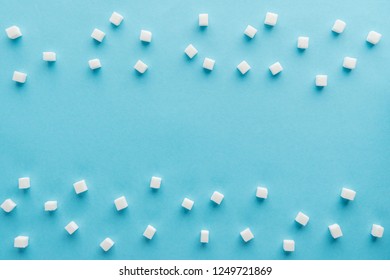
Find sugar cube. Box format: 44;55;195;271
343;57;357;70
244;25;257;39
264;12;278;26
89;59;101;70
199;14;208;27
295;211;309;226
256;186;268;199
150;176;162;189
18;177;30;189
200;230;209;243
110;12;124;26
237;60;251;75
6;26;22;39
240;228;254;242
100;237;115;251
340;187;356;201
371;224;384;238
315;75;328;87
73;180;88;194
366;31;382;45
1;199;17;213
114;196;128;211
44;201;58;211
13;71;27;83
203;57;215;71
283;240;295;252
184;44;198;59
14;236;29;248
91;28;105;42
43;52;56;62
140;30;152;43
210;191;224;205
297;36;309;49
182;198;194;210
143;225;156;239
269;62;283;75
134;60;148;74
332;19;346;34
65;221;79;235
329;223;343;239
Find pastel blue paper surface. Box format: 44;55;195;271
0;0;389;260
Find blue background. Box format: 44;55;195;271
0;0;389;260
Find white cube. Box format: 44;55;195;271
182;198;194;210
237;60;251;75
283;240;295;252
240;228;254;242
110;12;124;26
18;177;30;189
200;230;209;243
89;59;101;70
340;187;356;201
65;221;79;235
43;52;56;62
150;176;162;189
143;225;156;239
315;75;328;87
256;186;268;199
199;13;208;27
14;236;29;248
371;224;384;238
264;12;278;26
134;60;148;74
210;191;224;205
366;31;382;45
44;201;58;211
343;57;357;70
184;44;198;59
295;211;309;226
100;237;115;251
114;196;128;211
244;25;257;39
332;19;346;34
91;28;105;42
1;199;17;213
269;62;283;75
203;57;215;71
73;180;88;194
6;26;22;39
297;36;309;49
329;223;343;239
140;30;152;43
13;71;27;83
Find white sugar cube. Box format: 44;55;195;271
269;62;283;75
244;25;257;39
43;52;56;62
91;28;105;42
140;30;152;43
65;221;79;235
143;225;156;239
240;228;254;242
13;71;27;83
184;44;198;59
200;230;209;243
110;12;124;26
371;224;384;238
343;57;357;70
256;186;268;199
237;60;251;75
100;237;115;251
182;198;194;210
44;201;58;211
329;223;343;239
18;177;30;189
134;60;148;74
150;176;162;189
297;36;309;49
199;13;208;27
89;59;101;70
332;19;346;34
283;240;295;252
203;57;215;71
73;180;88;194
114;196;128;211
14;236;29;248
264;12;278;26
210;191;224;205
295;211;309;226
340;187;356;201
1;199;17;213
366;31;382;45
6;26;22;39
315;75;328;87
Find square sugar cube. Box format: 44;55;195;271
182;198;194;210
371;224;384;238
65;221;79;235
200;230;209;243
256;186;268;199
340;187;356;201
18;177;30;189
366;31;382;45
199;14;208;27
143;225;156;239
140;30;152;43
110;12;124;26
6;26;22;39
43;52;56;62
91;28;105;42
89;59;101;70
44;201;58;211
343;57;357;70
150;176;162;189
283;240;295;252
134;60;148;74
332;19;346;34
297;36;309;49
264;12;278;26
315;75;328;87
240;228;254;242
114;196;128;211
13;71;27;83
203;57;215;71
244;25;257;39
329;223;343;239
269;62;283;75
237;60;251;75
210;191;224;205
295;211;309;226
14;236;29;248
1;199;17;213
100;237;115;251
184;44;198;59
73;180;88;194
